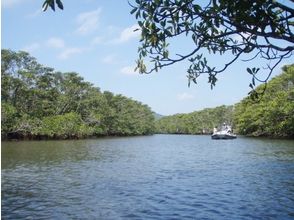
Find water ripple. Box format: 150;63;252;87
2;135;294;219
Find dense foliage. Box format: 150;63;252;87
2;50;292;139
130;0;293;93
1;49;155;139
233;65;294;138
156;105;234;134
156;64;294;138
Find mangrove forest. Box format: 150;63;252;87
155;64;294;138
1;49;155;139
1;49;293;139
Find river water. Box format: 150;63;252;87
2;135;294;219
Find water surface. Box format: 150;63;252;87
2;135;294;219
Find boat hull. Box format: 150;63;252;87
211;134;237;140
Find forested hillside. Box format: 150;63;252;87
155;105;234;134
1;49;155;139
233;65;294;138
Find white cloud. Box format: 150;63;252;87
58;47;85;60
177;93;195;101
22;43;40;53
102;54;117;64
120;65;138;75
46;37;65;49
91;36;104;45
113;24;140;43
76;8;101;35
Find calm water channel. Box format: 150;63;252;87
2;135;294;219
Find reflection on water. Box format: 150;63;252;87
2;135;294;219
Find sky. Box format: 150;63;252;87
2;0;293;115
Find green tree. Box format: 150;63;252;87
155;105;234;134
1;103;18;137
1;49;155;139
130;0;293;91
102;94;154;135
233;64;294;137
39;112;89;139
43;0;293;93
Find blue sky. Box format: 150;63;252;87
2;0;293;115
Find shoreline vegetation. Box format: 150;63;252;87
1;49;293;140
155;64;294;139
1;49;155;140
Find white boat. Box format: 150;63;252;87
211;123;237;140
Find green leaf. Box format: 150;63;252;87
42;1;49;11
130;7;137;15
49;0;55;11
56;0;64;10
42;0;50;11
247;68;253;75
193;5;201;12
135;11;140;19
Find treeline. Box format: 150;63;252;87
1;49;155;139
156;64;294;138
233;65;294;138
155;105;234;134
1;50;293;140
